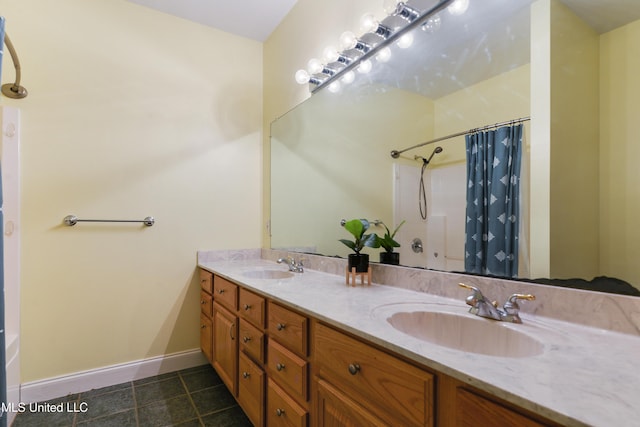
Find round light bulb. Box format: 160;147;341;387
295;69;310;84
376;47;392;62
421;14;441;33
339;31;357;50
397;33;414;49
357;59;372;74
360;13;379;33
448;0;469;16
323;46;340;63
307;58;323;74
341;70;355;84
382;0;400;14
328;81;341;93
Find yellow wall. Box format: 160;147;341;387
600;19;640;287
263;0;381;247
0;0;263;382
549;0;600;279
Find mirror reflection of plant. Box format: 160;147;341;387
375;220;406;253
339;219;379;254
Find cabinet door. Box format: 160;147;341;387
315;379;386;427
213;302;238;396
455;388;549;427
200;313;213;363
267;379;308;427
238;352;265;427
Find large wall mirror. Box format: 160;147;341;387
271;0;640;296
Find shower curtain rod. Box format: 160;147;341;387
390;116;530;159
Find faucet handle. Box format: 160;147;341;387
503;293;535;315
458;283;485;306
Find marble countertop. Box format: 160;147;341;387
198;258;640;427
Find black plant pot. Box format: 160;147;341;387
348;253;370;273
380;252;400;265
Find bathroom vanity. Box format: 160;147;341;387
198;251;640;427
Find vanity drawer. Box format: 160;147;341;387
268;302;308;356
239;288;266;328
267;378;308;427
213;276;238;311
267;339;308;403
239;318;265;363
200;290;212;317
238;352;265;427
199;269;213;294
314;322;434;427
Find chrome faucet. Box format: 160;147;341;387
458;283;535;324
277;256;304;273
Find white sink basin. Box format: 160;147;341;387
242;269;294;280
387;310;544;358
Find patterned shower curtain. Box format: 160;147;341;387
464;124;523;278
0;16;6;427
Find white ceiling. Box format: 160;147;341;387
126;0;298;42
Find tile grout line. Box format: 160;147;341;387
177;371;206;427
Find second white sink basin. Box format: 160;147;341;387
387;310;544;358
242;269;294;280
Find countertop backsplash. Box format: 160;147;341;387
198;248;640;336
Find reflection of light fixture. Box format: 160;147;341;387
358;59;372;74
341;70;355;84
448;0;469;16
1;33;28;99
397;33;414;49
376;47;392;62
294;0;456;93
421;14;441;33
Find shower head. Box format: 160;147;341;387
424;146;443;164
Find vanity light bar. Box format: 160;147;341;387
296;0;456;94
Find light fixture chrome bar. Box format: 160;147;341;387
311;0;456;94
64;215;155;227
390;116;531;158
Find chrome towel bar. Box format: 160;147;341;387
64;215;155;227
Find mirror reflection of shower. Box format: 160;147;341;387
417;146;443;220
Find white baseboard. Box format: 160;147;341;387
20;349;208;403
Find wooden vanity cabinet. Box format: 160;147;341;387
213;302;238;396
313;322;435;427
199;270;214;363
198;269;558;427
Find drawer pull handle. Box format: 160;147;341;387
242;372;250;379
230;323;235;340
218;289;225;294
348;363;361;375
276;408;285;417
276;363;285;371
276;323;286;331
243;336;252;343
200;300;206;304
243;304;252;310
200;324;206;329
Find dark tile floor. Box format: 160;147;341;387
11;364;253;427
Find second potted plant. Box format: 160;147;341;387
375;220;405;265
339;218;379;272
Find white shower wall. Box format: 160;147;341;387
2;106;21;425
394;162;466;270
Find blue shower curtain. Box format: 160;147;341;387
464;124;523;278
0;16;6;427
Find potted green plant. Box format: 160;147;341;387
375;220;406;265
339;219;379;272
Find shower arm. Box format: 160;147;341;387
2;32;28;99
